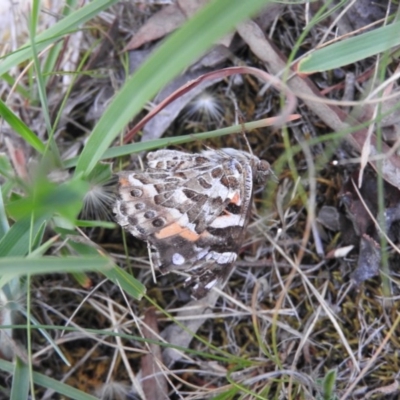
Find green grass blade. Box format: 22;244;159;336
1;73;30;98
16;306;70;366
63;239;146;298
0;216;48;257
10;357;29;400
29;48;59;163
64;118;272;168
0;0;119;76
212;388;240;399
0;153;14;183
0;359;98;400
74;0;272;177
0;99;45;154
6;178;89;221
103;265;146;300
298;20;400;73
75;220;116;229
0;186;9;239
322;369;338;400
29;234;60;258
0;256;112;278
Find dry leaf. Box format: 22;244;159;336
141;308;168;400
124;4;185;51
142;69;222;142
162;289;220;365
317;206;341;231
177;0;209;18
352;234;381;284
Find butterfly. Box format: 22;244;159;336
113;148;271;298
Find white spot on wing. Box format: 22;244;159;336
172;253;185;265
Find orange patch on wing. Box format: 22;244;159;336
119;176;130;186
231;191;241;204
156;223;199;241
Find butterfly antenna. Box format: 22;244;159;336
238;113;253;155
231;92;253;155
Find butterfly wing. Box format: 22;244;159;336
114;149;261;296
